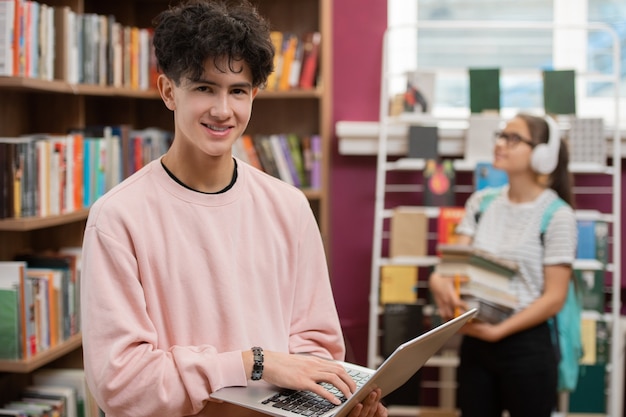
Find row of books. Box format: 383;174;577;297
0;368;101;417
398;68;577;116
0;249;81;360
408;115;607;179
388;205;611;315
266;31;321;91
233;133;322;190
420;158;508;208
1;0;157;90
0;126;172;220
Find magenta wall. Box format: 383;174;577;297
330;1;626;367
331;0;386;365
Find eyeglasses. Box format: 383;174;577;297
493;131;535;148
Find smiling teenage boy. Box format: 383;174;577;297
80;1;387;416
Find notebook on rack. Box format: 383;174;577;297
211;308;477;417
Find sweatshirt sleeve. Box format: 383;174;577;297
286;199;346;361
81;222;247;417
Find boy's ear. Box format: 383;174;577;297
157;74;176;111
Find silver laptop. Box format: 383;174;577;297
211;308;477;417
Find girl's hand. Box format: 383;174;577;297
428;272;467;320
460;320;505;342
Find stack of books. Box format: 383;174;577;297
435;244;519;324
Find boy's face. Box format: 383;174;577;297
160;57;258;159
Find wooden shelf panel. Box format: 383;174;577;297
0;333;82;373
0;209;89;231
0;76;323;100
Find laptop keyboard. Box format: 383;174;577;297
261;368;371;416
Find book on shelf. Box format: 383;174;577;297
266;31;283;91
286;133;307;188
580;316;609;366
277;134;302;187
0;137;37;219
407;125;438;160
14;397;63;417
464;113;500;164
15;253;81;351
0;261;26;360
575;267;605;313
307;135;322;190
253;134;281;180
1;401;56;417
422;159;455;207
468;67;500;114
379;265;418;305
288;37;304;89
268;134;295;186
542;69;576;115
389;206;428;258
567;117;605;165
437;206;466;247
474;161;508;191
231;136;249;165
568;363;606;414
0;0;15;76
5;2;156;88
0;409;30;416
239;134;263;171
278;33;298;91
298;31;321;89
21;385;78;417
33;368;101;417
576;218;609;264
403;71;436;114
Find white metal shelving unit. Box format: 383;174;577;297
368;21;622;415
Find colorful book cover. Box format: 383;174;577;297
422;159;455;206
403;71;435;114
298;31;321;89
286;134;307;187
474;161;508;191
380;265;418;305
576;220;609;264
437;206;465;247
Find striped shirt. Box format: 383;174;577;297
456;186;577;310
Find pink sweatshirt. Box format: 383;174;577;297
81;158;345;417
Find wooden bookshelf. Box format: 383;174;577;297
0;0;332;405
0;333;83;374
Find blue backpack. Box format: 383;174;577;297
478;187;583;392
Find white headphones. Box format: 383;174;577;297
530;115;561;174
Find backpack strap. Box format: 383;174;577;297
539;197;567;244
475;186;506;224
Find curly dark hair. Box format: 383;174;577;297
152;0;275;87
